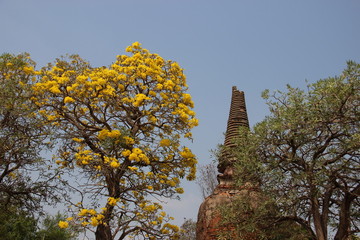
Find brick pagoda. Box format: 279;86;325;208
196;86;253;240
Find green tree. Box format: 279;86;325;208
218;190;311;240
196;161;218;199
32;42;198;240
37;213;80;240
0;209;80;240
0;53;59;214
0;208;38;240
179;218;196;240
226;61;359;239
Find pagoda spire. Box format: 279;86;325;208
218;86;249;174
196;87;251;240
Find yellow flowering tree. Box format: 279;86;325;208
32;43;198;240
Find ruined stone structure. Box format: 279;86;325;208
196;86;252;240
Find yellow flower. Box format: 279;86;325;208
166;180;176;187
148;115;157;123
144;204;157;212
81;221;89;226
23;66;34;74
139;154;150;164
58;221;69;229
132;42;141;49
108;129;121;138
132;148;142;154
159;139;171;147
156;83;163;90
123;136;135;145
121;149;131;157
164;223;179;232
129;153;139;161
133;93;150;107
180;148;195;159
164;80;175;90
107;197;119;206
78;209;88;216
72;137;83;143
64;96;75;103
182;93;194;107
189;118;199;127
47;115;57;121
149;91;157;97
102;86;115;96
97;129;109;140
110;160;120;168
96;129;121;139
52;66;63;72
90;217;99;226
184;132;192;138
128;166;138;171
49;85;61;94
175;188;184;194
88;209;97;215
76;75;88;82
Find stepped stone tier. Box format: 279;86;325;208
196;87;253;240
218;86;249;179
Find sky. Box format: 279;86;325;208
1;0;360;233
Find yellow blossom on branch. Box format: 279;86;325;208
107;197;119;206
23;66;34;74
78;209;88;216
121;149;131;157
58;221;69;229
123;136;135;145
159;139;171;147
110;160;120;168
64;96;75;103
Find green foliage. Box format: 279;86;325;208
0;53;60;213
179;218;196;240
37;213;80;240
0;209;38;240
223;61;360;239
219;193;312;240
0;210;80;240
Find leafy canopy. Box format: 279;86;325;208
226;61;359;239
0;53;59;213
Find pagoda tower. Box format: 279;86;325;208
196;86;251;240
218;86;249;184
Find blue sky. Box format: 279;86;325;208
1;0;359;229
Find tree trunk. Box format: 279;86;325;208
334;184;360;240
334;193;351;240
311;197;326;240
96;224;112;240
